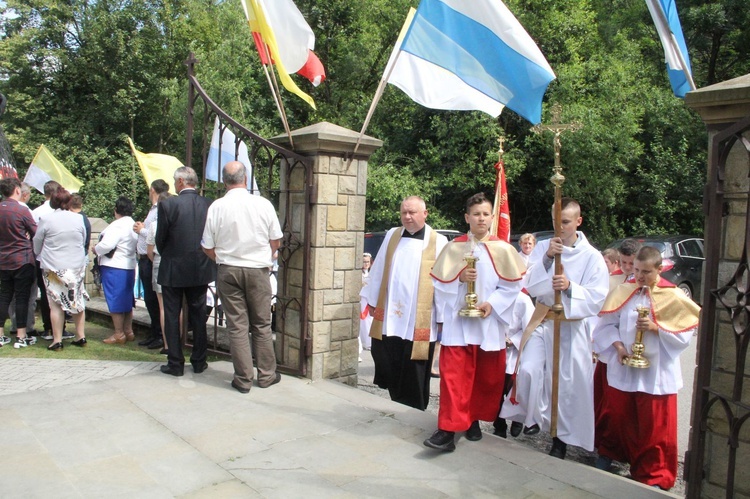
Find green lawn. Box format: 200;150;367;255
0;321;167;362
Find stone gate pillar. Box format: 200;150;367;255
685;75;750;498
272;122;382;385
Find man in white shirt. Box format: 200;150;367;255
501;198;609;459
201;161;283;393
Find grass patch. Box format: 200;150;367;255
0;321;167;361
1;316;226;363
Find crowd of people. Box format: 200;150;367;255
2;167;701;490
0;164;284;392
360;194;700;491
0;178;90;351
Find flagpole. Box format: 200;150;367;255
261;62;294;146
670;33;697;91
258;40;295;149
351;49;404;161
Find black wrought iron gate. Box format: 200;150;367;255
183;54;313;377
686;115;750;498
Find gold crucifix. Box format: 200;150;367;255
530;102;582;439
532;103;582;183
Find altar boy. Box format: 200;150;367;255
423;193;525;452
593;246;700;490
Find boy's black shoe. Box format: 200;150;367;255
549;437;567;459
465;421;482;441
595;456;613;471
523;424;540;435
423;430;456;452
493;418;507;438
510;422;524;437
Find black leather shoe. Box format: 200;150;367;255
147;338;164;349
71;338;87;347
231;380;250;394
193;362;208;374
549;437;567;459
424;429;456;452
160;348;168;355
47;342;63;351
523;424;540;436
594;455;613;471
465;421;482;441
510;421;524;437
493;418;507;438
259;372;281;388
138;336;156;346
160;365;184;377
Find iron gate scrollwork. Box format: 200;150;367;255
183;54;313;377
687;115;750;498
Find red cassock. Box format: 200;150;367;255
597;387;678;489
439;345;506;431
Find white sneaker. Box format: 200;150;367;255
0;336;11;346
14;337;35;349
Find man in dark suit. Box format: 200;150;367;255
156;166;216;376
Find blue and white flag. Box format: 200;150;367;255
389;0;555;124
205;117;260;194
646;0;695;98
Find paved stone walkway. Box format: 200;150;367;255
0;358;161;396
0;358;679;498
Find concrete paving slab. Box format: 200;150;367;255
0;358;681;498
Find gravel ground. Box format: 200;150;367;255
356;353;686;496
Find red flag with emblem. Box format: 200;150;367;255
492;159;511;242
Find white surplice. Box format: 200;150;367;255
362;226;448;341
593;290;694;395
433;241;523;351
501;232;610;450
506;292;534;374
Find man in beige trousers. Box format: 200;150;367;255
201;161;282;393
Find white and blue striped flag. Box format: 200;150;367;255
387;0;555;124
645;0;695;98
205;117;260;194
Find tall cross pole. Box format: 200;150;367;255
531;103;582;438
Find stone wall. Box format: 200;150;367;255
271;122;381;385
686;74;750;498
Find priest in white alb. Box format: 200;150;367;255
362;196;448;410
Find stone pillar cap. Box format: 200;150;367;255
271;122;383;158
685;73;750;125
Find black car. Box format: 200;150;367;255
607;235;704;302
364;230;462;261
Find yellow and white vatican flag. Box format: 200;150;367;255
127;138;182;195
24;145;84;193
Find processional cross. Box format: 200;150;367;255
531;103;582;437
